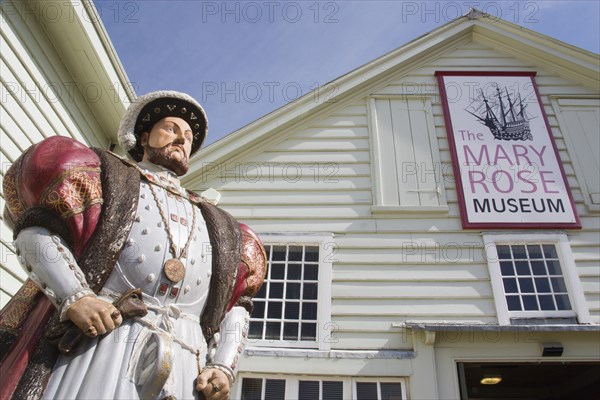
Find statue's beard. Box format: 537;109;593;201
144;144;189;176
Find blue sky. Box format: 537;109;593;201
95;0;600;145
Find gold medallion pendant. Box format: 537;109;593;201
147;179;197;287
163;258;186;283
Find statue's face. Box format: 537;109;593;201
141;116;193;176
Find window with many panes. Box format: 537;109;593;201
483;233;590;325
247;234;333;349
497;243;571;312
238;376;406;400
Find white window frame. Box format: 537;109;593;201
247;233;333;350
234;374;408;400
483;232;590;325
368;95;448;213
352;377;408;400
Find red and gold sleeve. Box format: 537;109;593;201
3;136;103;260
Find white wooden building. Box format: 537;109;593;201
1;2;598;399
182;9;600;400
0;0;133;306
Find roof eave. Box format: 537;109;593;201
185;14;474;177
25;0;134;144
470;18;599;87
186;10;599;180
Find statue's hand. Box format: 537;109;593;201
196;368;231;400
66;296;123;337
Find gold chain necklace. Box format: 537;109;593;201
108;151;206;205
147;181;197;284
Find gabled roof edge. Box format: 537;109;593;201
23;0;134;144
186;8;599;179
186;13;474;177
82;0;136;103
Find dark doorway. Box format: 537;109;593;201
457;362;600;399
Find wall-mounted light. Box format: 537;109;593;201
480;375;502;385
541;342;564;357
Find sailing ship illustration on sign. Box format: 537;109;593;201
466;85;533;141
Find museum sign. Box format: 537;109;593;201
436;71;580;229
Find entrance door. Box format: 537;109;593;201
457;362;600;399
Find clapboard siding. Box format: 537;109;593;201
574;262;600;278
332;316;408;331
332;315;496;333
0;86;47;145
1;47;66;139
290;127;369;139
251;151;370;164
333;281;493;299
333;248;486;265
0;129;23;160
199;163;371;180
333;264;490;282
212;178;372;192
0;6;114;306
207;191;373;206
332;299;496;317
311;114;368;127
194;39;600;351
226;206;372;219
334;233;484;248
270;139;370;151
330;332;410;350
0;13;104;146
381;41;600;321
